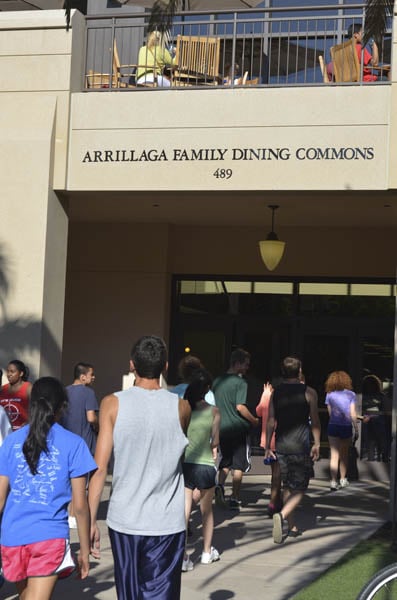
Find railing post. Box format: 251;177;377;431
109;17;116;90
231;11;238;87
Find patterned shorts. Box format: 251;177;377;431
277;453;314;491
1;538;75;582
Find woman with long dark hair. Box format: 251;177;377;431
0;359;32;431
182;369;220;571
0;376;96;599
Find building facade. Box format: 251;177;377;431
0;7;395;423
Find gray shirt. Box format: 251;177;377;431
107;386;188;536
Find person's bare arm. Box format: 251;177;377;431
256;382;273;417
306;386;321;460
72;475;91;579
236;404;259;427
371;40;379;66
86;409;99;433
0;475;9;514
178;397;191;434
264;393;276;460
351;399;359;440
211;407;220;449
88;394;117;559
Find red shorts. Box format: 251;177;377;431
1;538;75;582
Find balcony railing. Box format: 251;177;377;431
84;4;392;91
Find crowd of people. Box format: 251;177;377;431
0;339;391;599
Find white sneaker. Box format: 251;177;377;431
201;547;220;564
330;480;339;491
339;478;350;488
182;557;194;572
68;515;77;529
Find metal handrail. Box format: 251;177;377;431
83;4;392;91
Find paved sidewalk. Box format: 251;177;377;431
0;472;389;599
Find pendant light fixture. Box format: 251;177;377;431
259;205;286;271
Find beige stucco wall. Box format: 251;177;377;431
62;222;171;395
0;94;67;378
0;10;85;189
388;12;397;189
68;85;391;191
0;10;84;378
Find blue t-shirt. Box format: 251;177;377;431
60;384;98;454
0;423;97;546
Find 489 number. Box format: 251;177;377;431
213;168;233;179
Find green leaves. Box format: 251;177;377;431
64;0;71;31
364;0;394;45
148;0;181;34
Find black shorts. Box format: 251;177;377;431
219;433;251;473
277;453;314;491
183;463;217;490
328;423;352;439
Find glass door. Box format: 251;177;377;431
168;314;233;385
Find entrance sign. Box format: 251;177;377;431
69;127;387;190
81;145;374;164
68;88;390;191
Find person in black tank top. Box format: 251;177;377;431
265;356;321;544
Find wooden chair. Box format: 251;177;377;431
225;70;249;86
318;55;330;83
86;41;137;89
236;71;249;85
173;35;221;86
330;38;360;82
330;38;391;83
243;77;259;86
116;43;141;88
85;69;114;89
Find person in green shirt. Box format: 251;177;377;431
136;31;175;88
182;369;220;571
213;349;259;510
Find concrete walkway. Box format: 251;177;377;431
0;465;390;600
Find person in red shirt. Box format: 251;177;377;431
0;360;32;431
348;23;380;82
326;24;385;82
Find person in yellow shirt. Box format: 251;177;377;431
137;31;175;87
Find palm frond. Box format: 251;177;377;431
148;0;181;34
64;0;72;31
364;0;394;45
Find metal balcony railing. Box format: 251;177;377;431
84;4;392;91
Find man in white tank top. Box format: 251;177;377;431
88;336;191;600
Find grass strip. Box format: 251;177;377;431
292;522;397;600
